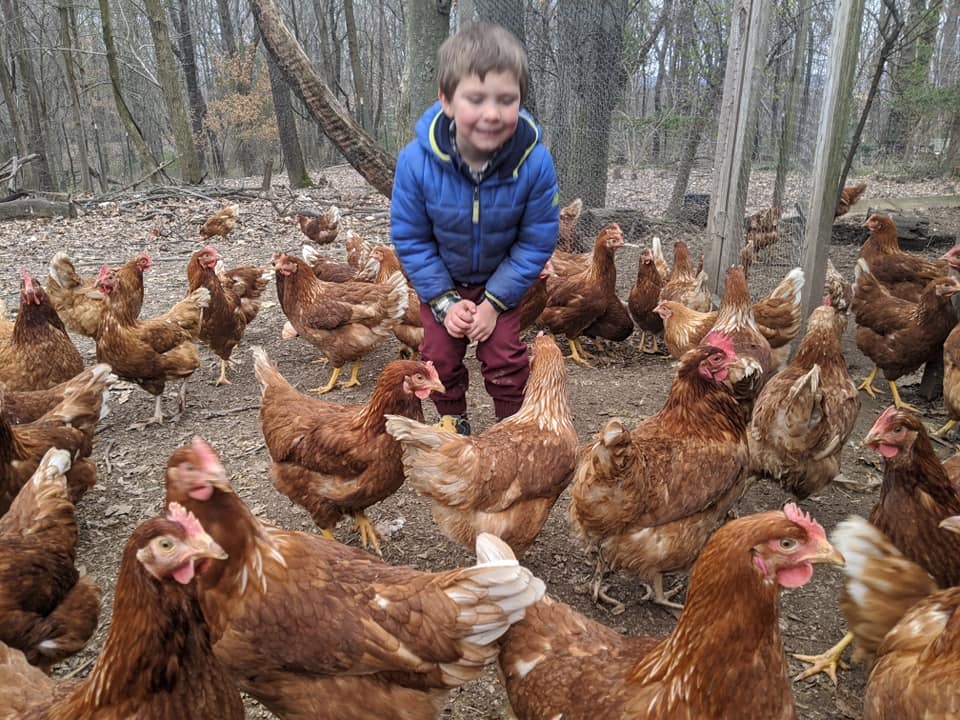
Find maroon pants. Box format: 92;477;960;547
418;285;529;420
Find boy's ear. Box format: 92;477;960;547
439;91;454;118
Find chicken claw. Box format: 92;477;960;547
792;631;853;685
888;381;919;413
933;419;957;437
650;573;685;610
857;366;881;398
215;358;235;386
565;338;594;367
341;359;362;389
310;366;342;394
352;512;383;557
588;553;631;615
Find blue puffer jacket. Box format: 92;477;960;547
390;101;559;311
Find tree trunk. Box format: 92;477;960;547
266;52;311;188
97;0;159;176
343;0;372;130
0;32;32;188
216;0;238;56
58;0;92;192
476;0;536;115
667;81;723;218
172;0;214;176
251;0;397;197
402;0;451;140
143;0;202;183
2;0;54;189
554;0;630;207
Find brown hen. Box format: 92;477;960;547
859;213;952;302
627;248;664;354
198;204;239;240
0;449;100;672
295;205;340;245
835;182;867;218
569;334;749;611
0;505;240;720
385;333;578;558
273;252;408;393
0;268;83;392
500;506;843;720
254;346;444;554
164;437;545;720
659;239;712;312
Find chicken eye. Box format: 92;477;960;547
158;538;175;552
182;463;195;473
778;538;799;551
413;373;423;382
893;425;903;433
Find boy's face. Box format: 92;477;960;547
440;70;521;168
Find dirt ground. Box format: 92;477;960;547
2;166;959;719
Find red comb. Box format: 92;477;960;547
784;503;826;540
823;294;831;307
423;361;440;382
703;331;735;357
167;502;205;538
96;263;111;282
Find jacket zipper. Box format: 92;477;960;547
472;183;480;273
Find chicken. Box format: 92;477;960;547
568;333;749;611
824;258;854;314
344;229;375;272
831;514;960;719
93;264;210;427
302;242;367;282
853;260;959;410
538;223;624;366
215;260;271;323
749;300;861;499
516;260;554;333
0;504;241;720
295;205;341;245
835;181;868;218
659;240;712;313
253;346;444;554
164;437;545;720
0;448;100;672
0;268;83;392
273;251;408;394
795;407;960;683
369;244;422;357
745;206;781;259
46;250;151;337
187;245;266;386
0;363;111;517
1;363;112;428
582;296;634;352
385;333;578;558
499;505;843;720
940;322;960;437
627;248;664;354
859;213;952;302
198;203;240;240
557;197;582;252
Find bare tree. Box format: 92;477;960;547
266;52;311;188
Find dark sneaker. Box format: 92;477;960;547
433;414;471;435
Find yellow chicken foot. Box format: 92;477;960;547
319;528;336;540
934;419;957;437
793;631;853;685
309;366;342;394
352;513;383;557
589;554;628;615
341;359;362;389
888;381;919;412
857;366;881;398
639;331;658;354
215;358;233;386
565;337;594;367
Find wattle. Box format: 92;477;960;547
776;562;813;588
878;443;899;459
172;560;196;585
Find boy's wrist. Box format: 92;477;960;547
482;290;507;314
429;290;462;323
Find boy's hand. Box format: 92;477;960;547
468;300;500;343
444;299;477;338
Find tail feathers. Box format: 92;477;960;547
302;243;320;266
0;641;55;712
32;576;101;668
385;415;469;504
382;271;410;323
769;267;805;304
0;448;74;538
786;364;820;406
48;252;80;289
186;285;211;309
46;365;114;433
252;345;294;397
854;257;871;282
832;516;939;660
385;415;447;451
445;533;546;650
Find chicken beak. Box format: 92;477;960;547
428;379;446;394
812;538;845;567
188;529;228;561
939;515;960;534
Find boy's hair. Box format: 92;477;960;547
437;23;529;104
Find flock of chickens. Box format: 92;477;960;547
1;187;960;719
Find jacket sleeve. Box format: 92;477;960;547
390;145;456;306
483;146;560;310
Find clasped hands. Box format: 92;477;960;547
443;298;499;343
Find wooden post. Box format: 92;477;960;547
705;0;771;298
800;0;866;320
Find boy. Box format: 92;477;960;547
390;23;560;435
